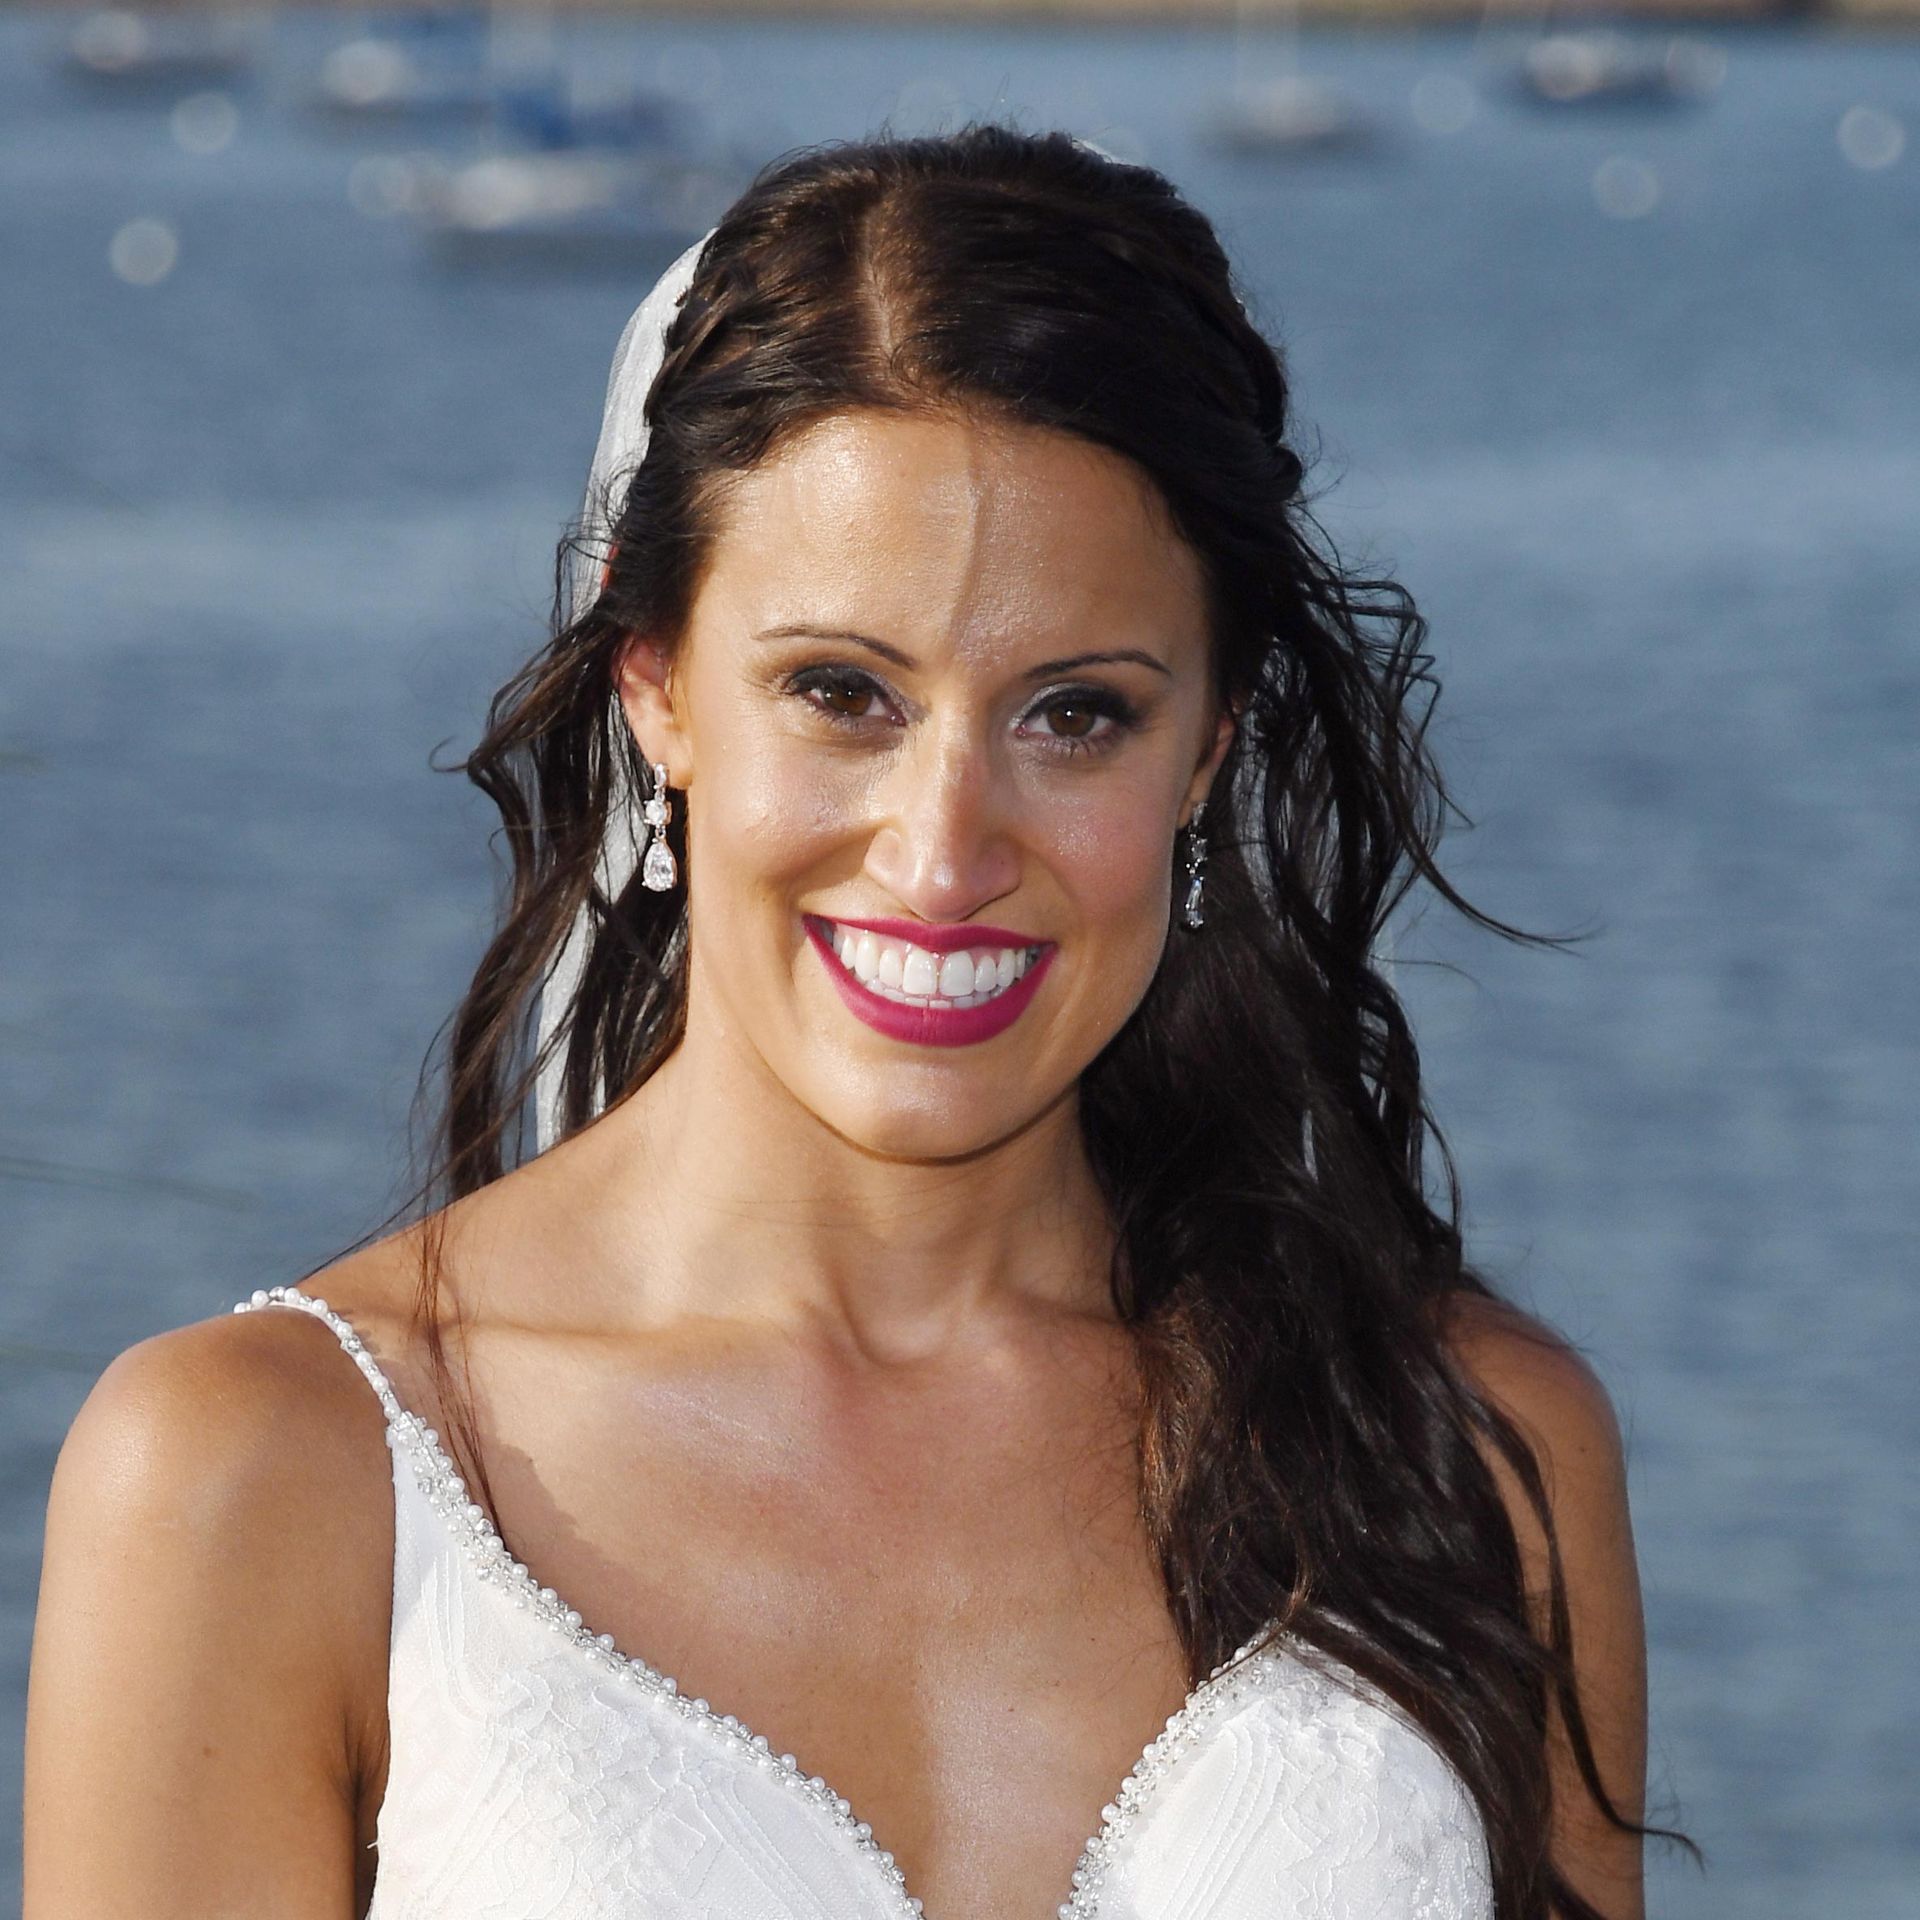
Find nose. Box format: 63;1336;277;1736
861;720;1022;924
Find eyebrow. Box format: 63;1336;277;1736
751;623;1173;680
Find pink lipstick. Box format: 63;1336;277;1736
803;916;1055;1049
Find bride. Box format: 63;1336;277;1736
23;124;1672;1919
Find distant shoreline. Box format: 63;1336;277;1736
324;0;1920;23
22;0;1920;26
533;0;1912;16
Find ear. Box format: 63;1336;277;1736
611;633;691;784
1181;696;1239;829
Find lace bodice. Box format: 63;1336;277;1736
233;1283;1494;1919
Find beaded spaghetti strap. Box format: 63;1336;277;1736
226;1282;1278;1920
224;1285;1491;1920
231;1280;929;1915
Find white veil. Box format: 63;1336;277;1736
534;227;718;1154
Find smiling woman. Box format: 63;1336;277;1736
24;124;1684;1920
607;406;1231;1154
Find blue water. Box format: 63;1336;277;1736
3;8;1915;1912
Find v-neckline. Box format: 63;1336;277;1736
255;1283;1286;1920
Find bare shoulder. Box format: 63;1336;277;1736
1433;1289;1638;1677
1438;1289;1649;1917
22;1243;413;1919
54;1239;417;1548
1437;1289;1631;1533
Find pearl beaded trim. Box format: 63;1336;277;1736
1052;1628;1291;1919
236;1281;1288;1920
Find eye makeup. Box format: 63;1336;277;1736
1015;684;1141;756
783;664;897;727
778;663;1148;758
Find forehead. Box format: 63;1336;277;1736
692;408;1210;663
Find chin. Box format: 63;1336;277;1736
806;1074;1056;1166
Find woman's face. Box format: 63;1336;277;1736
617;407;1233;1161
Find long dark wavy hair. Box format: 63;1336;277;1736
337;122;1687;1916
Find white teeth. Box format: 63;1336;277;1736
816;920;1039;1010
900;948;937;997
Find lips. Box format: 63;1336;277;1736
804;915;1054;1048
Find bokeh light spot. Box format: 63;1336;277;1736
1593;154;1661;220
171;90;239;156
1838;105;1905;172
70;9;148;73
109;217;179;286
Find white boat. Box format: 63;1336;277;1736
407;150;743;274
1509;31;1726;111
314;34;500;122
1209;74;1375;156
314;5;691;152
62;8;257;92
313;2;552;124
1203;0;1375;158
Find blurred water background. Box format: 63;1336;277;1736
3;5;1916;1912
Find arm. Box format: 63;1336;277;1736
1444;1294;1649;1920
22;1311;391;1920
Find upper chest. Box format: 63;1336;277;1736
363;1408;1495;1920
359;1302;1197;1920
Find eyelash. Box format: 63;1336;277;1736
783;666;1140;758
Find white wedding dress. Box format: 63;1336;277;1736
234;1284;1494;1920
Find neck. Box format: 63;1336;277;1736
548;1020;1120;1364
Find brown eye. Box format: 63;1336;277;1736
1019;686;1136;757
790;667;888;723
818;681;874;719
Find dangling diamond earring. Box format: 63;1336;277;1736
1181;800;1209;931
640;760;677;892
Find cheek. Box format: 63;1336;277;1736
1039;788;1176;949
688;700;877;896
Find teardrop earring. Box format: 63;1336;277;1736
640;761;678;892
1181;801;1209;932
